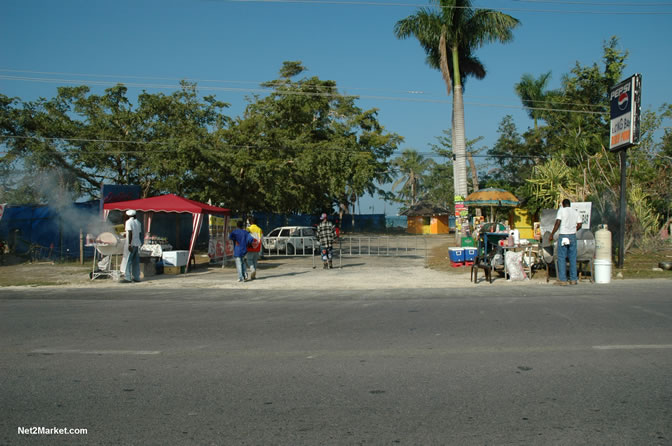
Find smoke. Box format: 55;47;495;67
35;171;115;236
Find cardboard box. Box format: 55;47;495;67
164;265;183;275
140;262;155;278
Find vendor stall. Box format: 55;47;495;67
103;194;231;273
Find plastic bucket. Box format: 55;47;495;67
594;259;612;284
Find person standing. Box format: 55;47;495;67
229;220;252;282
246;216;263;280
124;209;142;283
550;199;583;286
316;213;336;269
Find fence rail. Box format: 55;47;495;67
261;235;431;268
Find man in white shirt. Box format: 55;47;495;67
124;209;142;283
550;199;583;285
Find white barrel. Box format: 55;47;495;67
595;224;612;261
509;229;520;245
594;259;612;284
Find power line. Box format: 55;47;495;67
0;69;608;110
221;0;672;14
0;74;607;115
512;0;672;6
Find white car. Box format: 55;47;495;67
262;226;318;255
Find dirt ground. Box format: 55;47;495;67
1;236;671;289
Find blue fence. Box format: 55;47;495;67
1;204;408;261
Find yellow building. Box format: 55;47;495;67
401;203;452;235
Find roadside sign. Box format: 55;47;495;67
609;74;641;151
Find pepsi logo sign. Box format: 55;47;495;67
618;92;629;111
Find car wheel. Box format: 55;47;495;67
286;244;295;255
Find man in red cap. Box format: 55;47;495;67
316;213;336;269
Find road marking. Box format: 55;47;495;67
592;344;672;350
31;349;161;355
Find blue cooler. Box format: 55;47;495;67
448;247;465;264
464;248;478;263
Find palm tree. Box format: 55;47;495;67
394;0;519;198
391;149;434;207
515;71;552;130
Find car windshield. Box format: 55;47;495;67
279;229;291;237
267;229;280;237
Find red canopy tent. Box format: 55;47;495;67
102;194;231;272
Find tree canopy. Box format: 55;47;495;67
0;62;402;215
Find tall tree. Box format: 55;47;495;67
394;0;519;198
391;149;434;206
222;61;402;214
515;71;552;131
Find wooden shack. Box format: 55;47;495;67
400;202;452;235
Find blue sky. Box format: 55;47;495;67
2;0;671;214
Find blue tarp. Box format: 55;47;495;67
0;201;100;260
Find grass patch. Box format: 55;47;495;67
617;247;672;279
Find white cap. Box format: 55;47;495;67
126;210;136;216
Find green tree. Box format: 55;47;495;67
394;0;519;198
515;71;552;131
391;149;434;206
541;37;627;167
221;61;402;214
430;128;485;195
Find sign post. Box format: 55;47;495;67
609;74;641;269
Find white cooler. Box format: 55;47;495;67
162;250;189;267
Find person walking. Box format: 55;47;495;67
124;210;142;283
550;199;583;286
229;220;253;282
246;216;263;280
316;213;336;269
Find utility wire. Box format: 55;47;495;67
0;134;594;160
0;74;608;114
0;69;608;110
222;0;672;14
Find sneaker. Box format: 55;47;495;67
237;278;243;282
554;281;569;286
569;280;578;285
251;271;256;280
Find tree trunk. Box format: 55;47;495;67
451;46;468;199
452;85;468;198
467;151;479;193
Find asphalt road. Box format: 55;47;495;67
1;282;671;445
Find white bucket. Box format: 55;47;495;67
594;259;612;284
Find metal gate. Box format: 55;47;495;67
262;235;430;268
